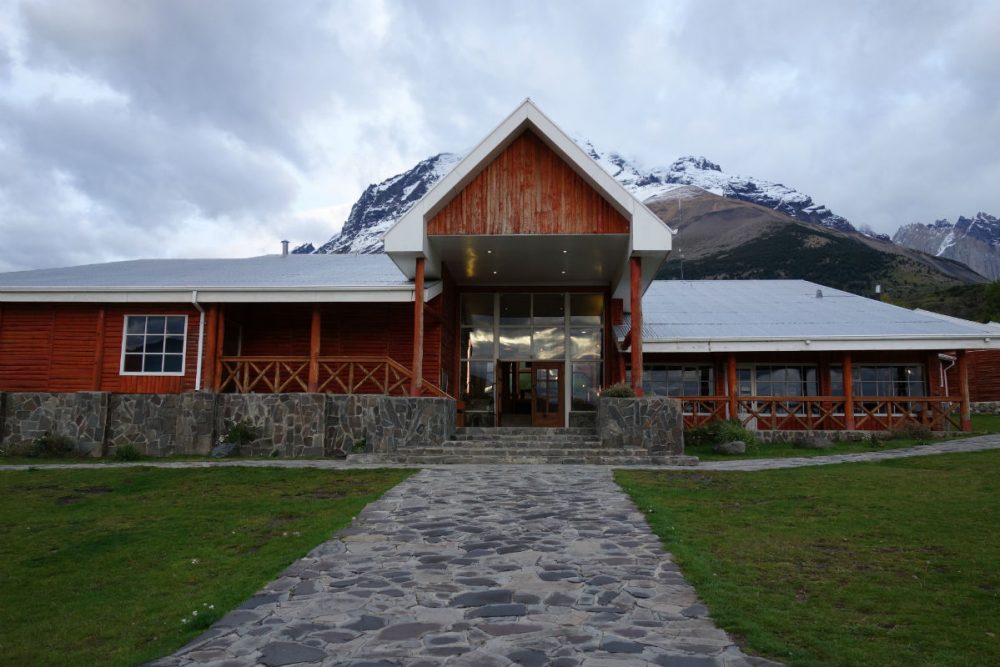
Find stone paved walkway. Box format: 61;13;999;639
150;466;776;667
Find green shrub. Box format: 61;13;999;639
685;419;757;449
351;438;367;454
601;383;637;398
112;444;142;461
32;433;77;458
224;419;259;446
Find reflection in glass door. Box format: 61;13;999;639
532;363;563;427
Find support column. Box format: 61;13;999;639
214;306;226;391
308;305;321;393
629;256;643;396
842;351;855;430
92;307;105;391
727;353;738;420
411;257;425;396
958;349;971;431
202;305;219;391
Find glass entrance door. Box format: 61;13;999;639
532;362;563;427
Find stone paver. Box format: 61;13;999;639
148;466;773;667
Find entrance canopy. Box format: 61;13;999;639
383;100;672;298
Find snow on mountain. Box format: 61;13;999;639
893;212;1000;280
309;139;858;255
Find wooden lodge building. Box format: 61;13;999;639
2;100;999;434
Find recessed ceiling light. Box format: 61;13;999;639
562;250;568;254
487;250;492;254
561;270;566;274
493;270;498;275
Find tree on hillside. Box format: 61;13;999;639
985;281;1000;322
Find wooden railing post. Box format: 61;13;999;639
842;352;855;430
727;354;738;420
308;305;321;392
411;257;425;396
629;256;644;396
958;350;972;431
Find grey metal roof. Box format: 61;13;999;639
629;280;1000;340
0;254;410;289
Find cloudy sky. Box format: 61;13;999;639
1;0;998;272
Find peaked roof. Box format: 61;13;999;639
382;99;674;281
623;280;1000;352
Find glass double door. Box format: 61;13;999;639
497;361;564;427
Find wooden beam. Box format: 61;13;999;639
842;351;855;430
411;257;425;396
423;302;444;326
214;306;226;390
958;349;971;431
727;353;738;420
308;305;321;393
629;256;643;396
92;307;106;391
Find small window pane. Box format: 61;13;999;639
126;317;146;335
532;293;564;324
570;294;603;324
499;294;530;326
461;327;493;360
499;327;532;359
163;355;183;373
143;355;163;373
125;335;145;353
124;354;143;372
461;294;494;327
146;316;166;334
145;335;164;354
531;326;564;360
166;316;185;334
570;328;601;360
164;335;184;354
461;361;495;413
572;362;601;411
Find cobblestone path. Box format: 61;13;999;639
151;467;774;667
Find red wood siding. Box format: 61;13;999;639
948;350;1000;402
427;130;630;236
0;303;202;393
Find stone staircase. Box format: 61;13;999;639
349;426;697;465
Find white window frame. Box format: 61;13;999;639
119;314;188;376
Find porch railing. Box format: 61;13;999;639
679;395;962;431
218;356;451;398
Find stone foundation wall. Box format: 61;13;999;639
972;401;1000;415
0;391;455;458
753;429;892;443
1;392;109;456
597;397;684;455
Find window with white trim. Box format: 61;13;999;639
121;315;187;375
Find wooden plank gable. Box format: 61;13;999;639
427;130;630;236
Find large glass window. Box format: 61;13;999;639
831;364;925;397
747;365;818;397
572;362;602;410
121;315;186;375
640;365;714;396
460;361;495;413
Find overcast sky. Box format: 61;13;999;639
1;0;998;272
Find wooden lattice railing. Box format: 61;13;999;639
218;356;450;398
679;395;962;431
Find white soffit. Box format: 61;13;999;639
383;99;673;278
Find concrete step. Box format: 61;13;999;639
403;446;652;457
442;438;602;448
454;427;597;437
388;454;698;466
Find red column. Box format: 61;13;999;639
629;256;643;396
727;353;738;420
958;350;971;431
308;305;321;393
843;351;856;430
411;257;425;396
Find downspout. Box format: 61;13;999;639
191;290;205;391
938;353;957;396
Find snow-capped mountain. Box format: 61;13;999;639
893;212;1000;280
305;140;858;255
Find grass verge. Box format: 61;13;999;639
0;466;414;666
616;451;1000;667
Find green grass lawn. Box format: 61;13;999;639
616;451;1000;667
0;467;414;667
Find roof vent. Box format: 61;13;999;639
815;289;823;299
281;240;289;257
